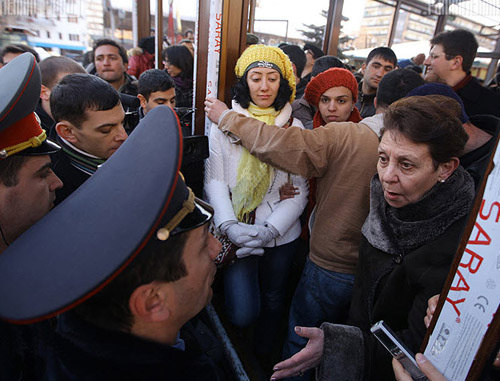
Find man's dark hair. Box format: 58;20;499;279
39;56;86;89
281;45;306;78
430;29;478;73
162;45;193;80
311;55;345;77
93;39;128;64
73;231;189;332
138;69;175;100
1;44;40;62
0;156;27;187
51;74;121;127
376;68;425;108
383;96;468;168
366;47;397;67
232;71;292;111
184;29;194;37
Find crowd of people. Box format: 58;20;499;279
0;27;499;381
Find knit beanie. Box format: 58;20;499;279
305;67;361;127
235;44;296;102
406;83;469;123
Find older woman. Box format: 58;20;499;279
271;96;476;380
204;45;307;360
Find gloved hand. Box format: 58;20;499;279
221;221;258;246
243;223;279;248
235;246;265;259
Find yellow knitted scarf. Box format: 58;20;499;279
232;103;279;222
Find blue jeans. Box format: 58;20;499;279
224;239;298;353
282;257;355;380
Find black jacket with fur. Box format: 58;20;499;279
317;218;468;380
317;169;475;380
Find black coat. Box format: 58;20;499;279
456;76;500;119
43;312;223;380
350;216;467;379
318;217;468;381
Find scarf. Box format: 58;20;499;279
362;166;475;255
57;136;105;176
231;103;280;222
172;75;193;91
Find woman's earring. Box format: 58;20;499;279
439;178;445;183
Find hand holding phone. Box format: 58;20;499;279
371;320;427;380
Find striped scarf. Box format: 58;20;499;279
57;136;105;176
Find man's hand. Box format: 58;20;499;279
425;294;440;328
392;354;446;381
204;97;229;124
271;327;324;380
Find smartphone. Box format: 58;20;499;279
370;320;427;380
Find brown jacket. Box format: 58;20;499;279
218;111;379;274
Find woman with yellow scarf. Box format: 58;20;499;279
205;45;308;367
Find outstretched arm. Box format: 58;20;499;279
205;98;337;179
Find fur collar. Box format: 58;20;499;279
362;166;475;255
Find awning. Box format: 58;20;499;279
30;41;86;51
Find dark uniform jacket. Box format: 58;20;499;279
43;312;223;380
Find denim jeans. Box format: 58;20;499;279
223;239;298;353
282;257;355;380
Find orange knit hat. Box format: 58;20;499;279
304;67;358;106
304;67;361;128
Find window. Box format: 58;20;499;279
68;15;78;23
59;32;63;39
69;34;80;41
46;31;51;38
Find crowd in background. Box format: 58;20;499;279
0;26;499;381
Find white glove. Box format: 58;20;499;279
221;221;258;246
235;246;265;259
242;223;279;248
